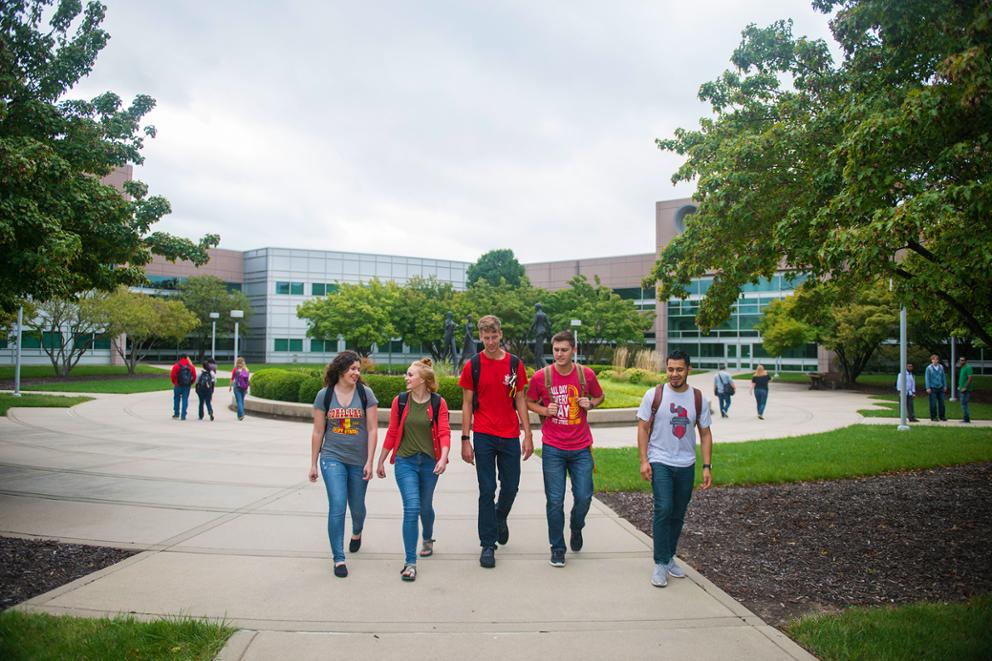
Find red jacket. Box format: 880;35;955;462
170;359;197;386
381;393;451;464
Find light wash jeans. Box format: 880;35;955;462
541;445;593;553
233;386;247;418
319;457;368;563
394;453;439;565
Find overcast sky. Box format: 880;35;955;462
75;1;836;264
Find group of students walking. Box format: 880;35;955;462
169;354;253;421
307;314;715;587
897;354;975;423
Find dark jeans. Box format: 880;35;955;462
650;462;695;565
754;388;768;416
541;445;594;553
717;393;732;416
905;394;918;421
172;386;191;419
473;433;521;548
929;389;946;420
960;390;971;422
197;389;214;419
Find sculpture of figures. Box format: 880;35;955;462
459;314;476;366
531;303;549;367
442;311;458;362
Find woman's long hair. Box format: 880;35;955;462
754;364;767;377
324;350;363;388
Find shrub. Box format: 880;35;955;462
584;364;613;375
250;369;308;401
436;377;463;409
624;367;664;386
298;374;323;404
598;369;624;381
362;375;407;406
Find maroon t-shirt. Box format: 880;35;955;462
459;352;526;438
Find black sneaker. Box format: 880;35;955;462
549;550;565;567
480;546;496;568
497;517;509;545
349;535;362;553
334;563;348;578
570;529;583;552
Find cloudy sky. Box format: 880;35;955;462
76;1;836;264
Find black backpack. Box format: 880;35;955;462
195;370;213;393
469;352;520;412
177;363;193;387
397;391;442;430
322;383;369;421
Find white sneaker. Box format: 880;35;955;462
667;559;686;578
651;563;668;587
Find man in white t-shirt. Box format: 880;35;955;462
636;349;713;588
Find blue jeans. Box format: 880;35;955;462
754;388;768;416
394;453;439;565
650;462;695;565
473;433;521;548
929;389;946;420
717;393;732;416
319;457;369;563
960;390;971;422
541;445;593;553
172;386;190;419
234;387;246;418
197;389;213;419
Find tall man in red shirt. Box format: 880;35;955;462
460;315;533;569
527;330;604;567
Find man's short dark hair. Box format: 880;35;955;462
179;353;188;360
551;330;575;347
667;349;691;367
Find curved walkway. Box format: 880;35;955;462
0;389;817;659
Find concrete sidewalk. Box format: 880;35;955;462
0;389;815;659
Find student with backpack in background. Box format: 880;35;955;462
637;349;713;588
170;354;197;420
308;351;379;578
376;358;451;582
229;357;251;421
196;359;217;421
526;330;604;568
459;314;533;569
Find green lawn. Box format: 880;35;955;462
786;594;992;661
859;394;992;421
0;364;163;379
598;378;659;408
590;424;992;492
732;371;811;383
0;611;234;661
26;376;231;394
732;370;992;391
0;393;93;415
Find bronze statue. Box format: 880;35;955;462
531;303;549;367
459;314;476;366
443;311;458;362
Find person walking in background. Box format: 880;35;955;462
750;365;771;420
308;351;379;578
376;358;451;582
896;363;918;422
526;330;604;568
170;353;197;421
636;349;712;588
713;363;735;418
195;359;217;421
958;356;973;424
925;354;948;422
229;357;250;421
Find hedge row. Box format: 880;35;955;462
250;369;466;409
598;367;665;385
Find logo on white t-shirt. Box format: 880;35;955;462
669;403;690;439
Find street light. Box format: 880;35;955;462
570;319;582;363
736;293;744;370
13;305;23;397
231;310;244;364
209;312;219;361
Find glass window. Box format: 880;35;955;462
326;283;338;294
289;338;303;352
312;283;326;296
276;281;290;295
290;282;304;296
274;338;288;352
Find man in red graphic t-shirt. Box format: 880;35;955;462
526;330;604;568
459;314;532;569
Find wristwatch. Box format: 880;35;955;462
702;463;712;469
461;434;470;441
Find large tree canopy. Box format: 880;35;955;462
466;249;527;288
0;0;219;313
647;0;991;346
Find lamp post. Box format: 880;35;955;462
231;310;244;364
949;336;957;401
13;305;23;397
736;294;743;370
570;319;581;363
209;312;219;361
898;305;910;431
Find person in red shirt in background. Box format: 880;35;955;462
527;330;604;568
170;353;197;420
459;315;533;569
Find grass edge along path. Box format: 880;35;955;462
785;594;992;661
859;394;991;421
0;394;93;416
591;424;992;492
0;611;235;661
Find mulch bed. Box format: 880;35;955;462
598;462;992;628
0;537;136;611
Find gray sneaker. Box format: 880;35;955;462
651;563;668;588
667;559;686;578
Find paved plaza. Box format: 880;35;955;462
0;375;938;659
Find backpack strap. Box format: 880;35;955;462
508;354;520;399
543;366;553;404
470;353;481;412
578;365;587;398
647;384;664;433
322;386;333;416
357;382;368;414
694;387;702;429
397;391;410;421
430;392;441;429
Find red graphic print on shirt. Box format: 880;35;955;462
669;402;690;439
327;407;362;436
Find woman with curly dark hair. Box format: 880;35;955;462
308;351;379;578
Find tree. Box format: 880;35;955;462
547;275;655;362
178;276;252;360
466;249;527;288
297;280;401;357
0;1;219;314
646;0;992;347
754;297;816;357
391;277;458;361
88;287;198;374
456;279;543;359
24;294;105;376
